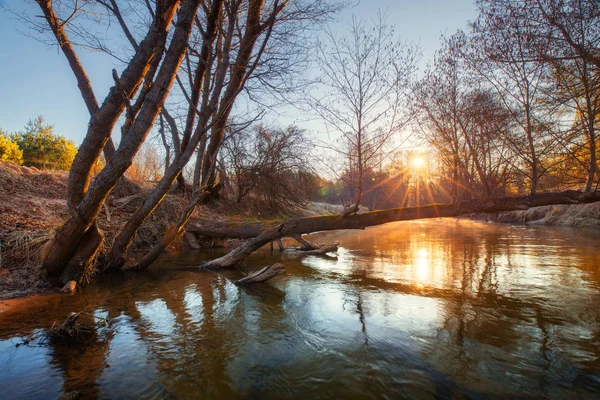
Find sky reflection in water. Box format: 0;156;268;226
1;218;599;399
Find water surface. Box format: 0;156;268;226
1;219;600;399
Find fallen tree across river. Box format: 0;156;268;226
196;190;600;269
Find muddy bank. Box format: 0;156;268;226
466;201;600;228
0;162;336;301
0;161;193;300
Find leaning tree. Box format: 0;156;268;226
27;0;339;286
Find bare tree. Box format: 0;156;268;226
464;2;557;195
414;34;515;200
221;124;315;210
23;0;341;285
414;35;471;201
310;12;419;215
36;0;201;286
532;0;600;69
472;0;600;192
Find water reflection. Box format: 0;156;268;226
1;219;600;399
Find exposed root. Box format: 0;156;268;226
47;310;109;343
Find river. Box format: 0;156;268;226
1;219;599;399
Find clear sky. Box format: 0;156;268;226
0;0;477;145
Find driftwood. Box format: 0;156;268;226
235;263;286;284
299;242;339;255
60;280;77;294
51;312;81;337
199;190;600;269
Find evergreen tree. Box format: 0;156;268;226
12;116;77;170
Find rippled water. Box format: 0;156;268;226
1;219;600;399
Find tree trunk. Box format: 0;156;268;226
42;0;201;283
586;128;597;192
124;189;210;271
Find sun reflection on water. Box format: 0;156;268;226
415;248;430;286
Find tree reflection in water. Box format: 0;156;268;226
1;219;600;399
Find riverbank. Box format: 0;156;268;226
0;161;348;301
2;160;599;302
466;201;600;228
0;161;221;300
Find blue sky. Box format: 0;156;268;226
0;0;477;145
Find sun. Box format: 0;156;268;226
413;156;425;169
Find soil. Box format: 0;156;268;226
0;161;328;301
0;161;200;301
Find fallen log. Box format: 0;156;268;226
200;190;600;269
235;263;286;284
299;242;339;255
291;234;320;250
189;190;600;239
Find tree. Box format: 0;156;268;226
465;3;557;195
518;0;600;192
548;57;600;191
221;124;316;210
310;12;419;215
35;0;208;286
0;129;23;165
104;0;338;272
414;35;472;201
24;0;340;286
12;116;77;170
531;0;600;70
414;33;517;200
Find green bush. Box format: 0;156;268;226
12;116;77;171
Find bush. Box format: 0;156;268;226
12;116;77;171
0;129;23;164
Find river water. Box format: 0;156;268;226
1;219;600;399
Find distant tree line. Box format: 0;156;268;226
414;0;600;200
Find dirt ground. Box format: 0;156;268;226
0;161;326;301
0;162;204;300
